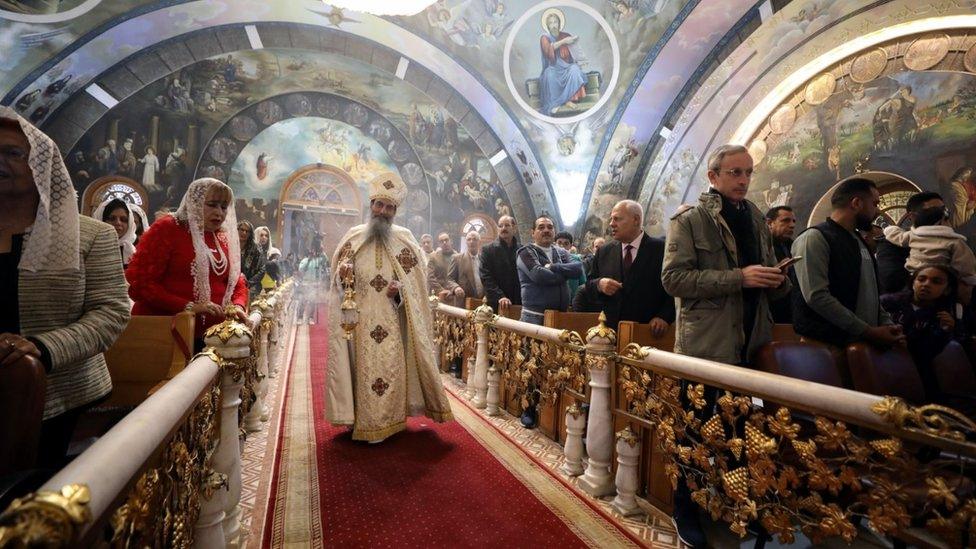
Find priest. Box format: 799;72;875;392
326;172;453;442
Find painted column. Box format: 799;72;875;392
486;366;501;416
202;309;255;547
612;426;643;516
472;299;495;409
560;402;586;476
580;313;616;497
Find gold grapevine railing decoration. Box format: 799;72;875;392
109;377;223;548
484;327;585;412
616;352;976;546
432;310;474;364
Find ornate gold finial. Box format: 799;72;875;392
870;395;976;442
428;290;440;307
616;426;640;447
473;295;496;325
0;484;92;546
585;311;617;346
203;307;252;344
567;402;583;420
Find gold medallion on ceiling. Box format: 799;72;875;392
748;139;767;166
903;34;950;71
964;42;976;73
804;73;836;106
849;48;888;83
768;105;796;135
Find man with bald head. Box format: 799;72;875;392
451;230;485;301
428;231;463;306
480;215;522;311
579;200;674;331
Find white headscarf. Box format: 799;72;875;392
92;198;137;264
174;178;242;306
128;203;150;241
0;106;80;272
255;225;273;256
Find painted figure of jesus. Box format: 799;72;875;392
538;8;586;115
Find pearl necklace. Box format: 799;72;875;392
208;242;228;276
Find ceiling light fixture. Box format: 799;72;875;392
321;0;437;16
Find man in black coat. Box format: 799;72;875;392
765;205;797;323
579;200;675;332
479;215;521;311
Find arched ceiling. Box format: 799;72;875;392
9;0;959;243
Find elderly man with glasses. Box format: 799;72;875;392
662;144;790;548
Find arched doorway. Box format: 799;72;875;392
806;171;922;227
81;175;149;216
278;164;363;261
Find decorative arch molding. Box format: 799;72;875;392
806;172;922;228
81;175;148;216
2;2;554;228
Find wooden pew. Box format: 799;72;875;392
771;323;801;343
543;311;599;443
614;321;676;513
0;355;45;475
101;312;195;408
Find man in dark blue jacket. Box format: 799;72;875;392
516;216;583;325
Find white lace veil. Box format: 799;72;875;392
174;178;242;306
0;106;80;272
128;203;150;240
92;197;137;263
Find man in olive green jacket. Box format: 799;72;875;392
663;144;791;366
662;144;791;549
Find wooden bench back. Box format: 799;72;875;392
616;321;676;353
543;310;600;337
102;312;195;407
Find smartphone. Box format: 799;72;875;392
775;256;802;269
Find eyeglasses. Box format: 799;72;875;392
714;168;753;178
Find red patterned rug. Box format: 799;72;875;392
260;309;642;547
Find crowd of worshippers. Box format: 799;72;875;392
0;109;291;486
4;104;976;539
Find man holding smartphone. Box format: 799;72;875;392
766;206;798;322
662;144;790;548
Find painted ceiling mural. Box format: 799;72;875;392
395;0;689;225
638;0;976;239
60;46;514;255
8;0;976;253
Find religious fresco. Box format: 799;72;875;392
0;0;556;229
0;0;155;99
63;47;514;250
748;69;976;241
636;0;976;236
576;0;752;248
397;0;685;225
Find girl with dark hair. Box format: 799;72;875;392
881;265;970;401
237;220;266;299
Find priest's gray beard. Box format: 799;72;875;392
366;214;392;244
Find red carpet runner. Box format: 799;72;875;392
260;309;642;547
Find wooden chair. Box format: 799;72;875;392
614;321;678;513
845;344;925;403
542;311;600;443
0;355;45;476
101;312;195;408
932;341;976;398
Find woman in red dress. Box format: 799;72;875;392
127;178;249;350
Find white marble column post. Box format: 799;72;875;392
612;426;643;516
193;470;228;548
202;310;255;547
472;300;495;409
465;355;477;399
561;403;586;476
486;366;501;416
580;313;616;497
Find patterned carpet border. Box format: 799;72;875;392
444;377;682;548
446;387;646;548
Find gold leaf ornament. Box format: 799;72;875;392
723;467;751;502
